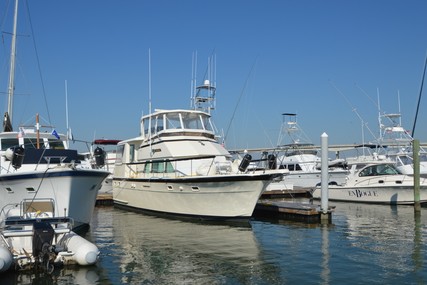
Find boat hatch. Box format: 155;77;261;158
22;199;55;216
26;187;35;192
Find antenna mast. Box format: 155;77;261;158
6;0;19;128
148;49;153;156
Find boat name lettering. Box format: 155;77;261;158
348;189;378;198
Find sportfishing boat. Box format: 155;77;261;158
0;0;109;229
376;112;427;176
0;198;99;273
311;162;427;204
264;113;348;192
113;79;283;219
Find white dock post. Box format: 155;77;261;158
413;139;421;212
320;133;329;220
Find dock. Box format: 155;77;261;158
260;188;312;199
253;200;333;223
96;193;114;206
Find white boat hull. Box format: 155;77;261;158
267;170;348;191
0;168;108;228
312;184;427;204
113;174;273;218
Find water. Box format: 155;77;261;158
2;201;427;284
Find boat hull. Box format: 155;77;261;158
312;185;427;205
113;174;275;218
267;170;348;191
0;169;109;228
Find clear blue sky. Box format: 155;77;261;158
1;0;427;152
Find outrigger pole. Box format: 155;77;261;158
412;51;427;137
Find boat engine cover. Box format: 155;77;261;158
94;147;106;167
32;221;55;258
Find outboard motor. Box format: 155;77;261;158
32;220;55;271
267;154;277;170
238;154;252;172
94;147;106;168
11;146;25;169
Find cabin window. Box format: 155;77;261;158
129;144;135;162
156;115;164;133
144;161;174;174
1;138;19;150
182;113;203;130
202;116;214;132
47;139;65;149
116;145;124;164
22;138;62;149
165;161;174;173
359;164;399;177
398;155;412;166
23;138;42;149
359;166;376;177
166;113;182;129
144;163;151;174
280;164;302;171
377;164;399;175
151;162;164;173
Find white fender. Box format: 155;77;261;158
0;245;13;272
61;232;99;266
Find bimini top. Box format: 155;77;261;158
140;109;216;141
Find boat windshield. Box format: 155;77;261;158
0;138;65;151
359;164;400;177
143;111;214;138
0;138;19;151
396;155;412;167
181;112;213;131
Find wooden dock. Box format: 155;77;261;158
260;188;312;199
96;193;114;206
253;200;333;223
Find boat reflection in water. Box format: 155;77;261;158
332;201;424;279
6;202;426;284
89;203;426;285
91;207;268;285
0;266;100;285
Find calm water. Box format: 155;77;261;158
2;201;427;285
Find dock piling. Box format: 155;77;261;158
320;133;329;216
413;139;421;212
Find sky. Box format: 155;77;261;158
0;0;427;152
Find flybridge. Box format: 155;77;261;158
141;109;215;140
